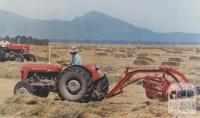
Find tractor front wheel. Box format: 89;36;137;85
14;81;33;95
15;55;24;62
24;54;37;62
33;85;50;97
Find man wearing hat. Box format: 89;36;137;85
69;47;82;65
0;39;11;48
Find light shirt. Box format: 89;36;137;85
0;40;11;47
71;53;82;65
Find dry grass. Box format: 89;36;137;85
0;88;172;118
1;44;200;118
0;95;83;118
0;62;21;79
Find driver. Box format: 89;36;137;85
69;46;82;65
0;39;11;48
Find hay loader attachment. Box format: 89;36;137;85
14;63;200;102
106;67;197;101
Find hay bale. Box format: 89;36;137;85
134;60;150;65
96;48;104;51
127;48;136;51
97;52;109;56
161;62;180;66
127;53;134;57
42;49;48;52
133;56;154;65
166;50;182;54
150;53;160;57
113;53;126;58
137;54;148;57
194;67;200;70
196;49;200;53
118;49;126;53
104;49;114;53
137;56;154;63
168;58;182;62
189;56;200;61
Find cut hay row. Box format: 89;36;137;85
161;62;180;66
113;53;126;58
97;52;109;56
168;58;182;62
189;56;200;61
165;50;182;54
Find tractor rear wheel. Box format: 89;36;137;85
60;66;93;102
0;50;6;62
14;81;33;95
58;72;90;101
92;75;109;101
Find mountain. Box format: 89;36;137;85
0;9;200;44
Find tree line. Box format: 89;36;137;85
1;36;49;45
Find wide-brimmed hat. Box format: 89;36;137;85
69;46;78;53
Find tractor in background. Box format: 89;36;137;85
0;44;36;62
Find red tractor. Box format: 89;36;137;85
14;64;109;101
14;63;200;102
0;44;36;62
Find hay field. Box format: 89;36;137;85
1;44;200;118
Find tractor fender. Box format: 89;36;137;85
62;65;105;82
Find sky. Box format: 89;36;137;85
0;0;200;33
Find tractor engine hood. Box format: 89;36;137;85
7;44;29;50
7;44;30;54
21;64;62;73
20;64;62;80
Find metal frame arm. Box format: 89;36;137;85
106;67;190;98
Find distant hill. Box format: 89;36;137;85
0;9;200;44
